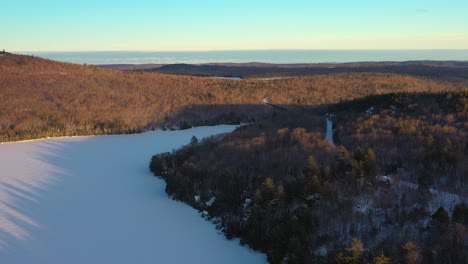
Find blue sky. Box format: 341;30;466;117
2;0;467;51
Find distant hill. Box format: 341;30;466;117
98;63;163;70
0;53;466;142
98;60;468;80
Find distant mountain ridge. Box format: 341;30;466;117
97;61;468;79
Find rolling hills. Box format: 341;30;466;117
2;52;467;263
1;52;466;142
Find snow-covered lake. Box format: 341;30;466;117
0;126;267;264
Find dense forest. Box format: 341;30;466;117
150;91;467;264
1;53;466;142
143;62;468;80
2;52;468;263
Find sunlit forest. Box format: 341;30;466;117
1;53;465;142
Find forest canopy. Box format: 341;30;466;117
1;53;466;142
150;91;467;264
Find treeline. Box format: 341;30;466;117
1;53;466;142
147;62;468;80
150;91;467;264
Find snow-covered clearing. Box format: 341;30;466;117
324;114;335;148
0;126;267;264
394;178;467;213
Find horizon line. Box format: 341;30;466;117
7;53;468;65
13;48;468;53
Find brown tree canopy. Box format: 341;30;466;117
1;53;465;141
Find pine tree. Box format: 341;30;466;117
276;185;286;201
261;177;275;201
441;137;455;165
351;159;363;179
454;223;466;248
424;134;434;151
432;207;449;224
365;148;377;179
336;238;365;264
402;241;422;264
334;146;351;177
311;175;320;193
442;138;453;153
149;154;166;175
254;189;263;204
452;203;468;224
373;251;390;264
353;147;366;162
190;135;198;145
305;155;320;177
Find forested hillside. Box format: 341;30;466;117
146;62;468;80
2;52;467;263
1;53;465;142
150;91;467;264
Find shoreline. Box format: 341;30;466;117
0;123;246;145
0;124;266;263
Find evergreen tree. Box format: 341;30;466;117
311;175;320;194
452;203;468;224
334;146;351;177
305;155;320;177
351;159;363;179
276;185;286;201
402;241;422;264
336;238;365;264
431;207;450;234
423;134;435;169
432;207;449;224
351;147;365;179
424;135;434;152
190;135;199;145
364;148;377;179
441;137;455;165
254;189;263;204
262;177;275;200
453;223;466;248
373;251;390;264
442;138;452;153
353;147;366;162
149;154;166;175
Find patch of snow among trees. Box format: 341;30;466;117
324;114;335;148
0;126;267;264
205;197;216;207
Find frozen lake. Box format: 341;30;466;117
0;126;267;264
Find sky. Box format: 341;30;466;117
2;0;468;51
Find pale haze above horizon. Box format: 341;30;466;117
2;0;468;52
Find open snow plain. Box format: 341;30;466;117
0;126;267;264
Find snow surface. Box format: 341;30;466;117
205;197;216;207
324;115;335;147
0;126;267;264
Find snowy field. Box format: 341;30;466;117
0;126;267;264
